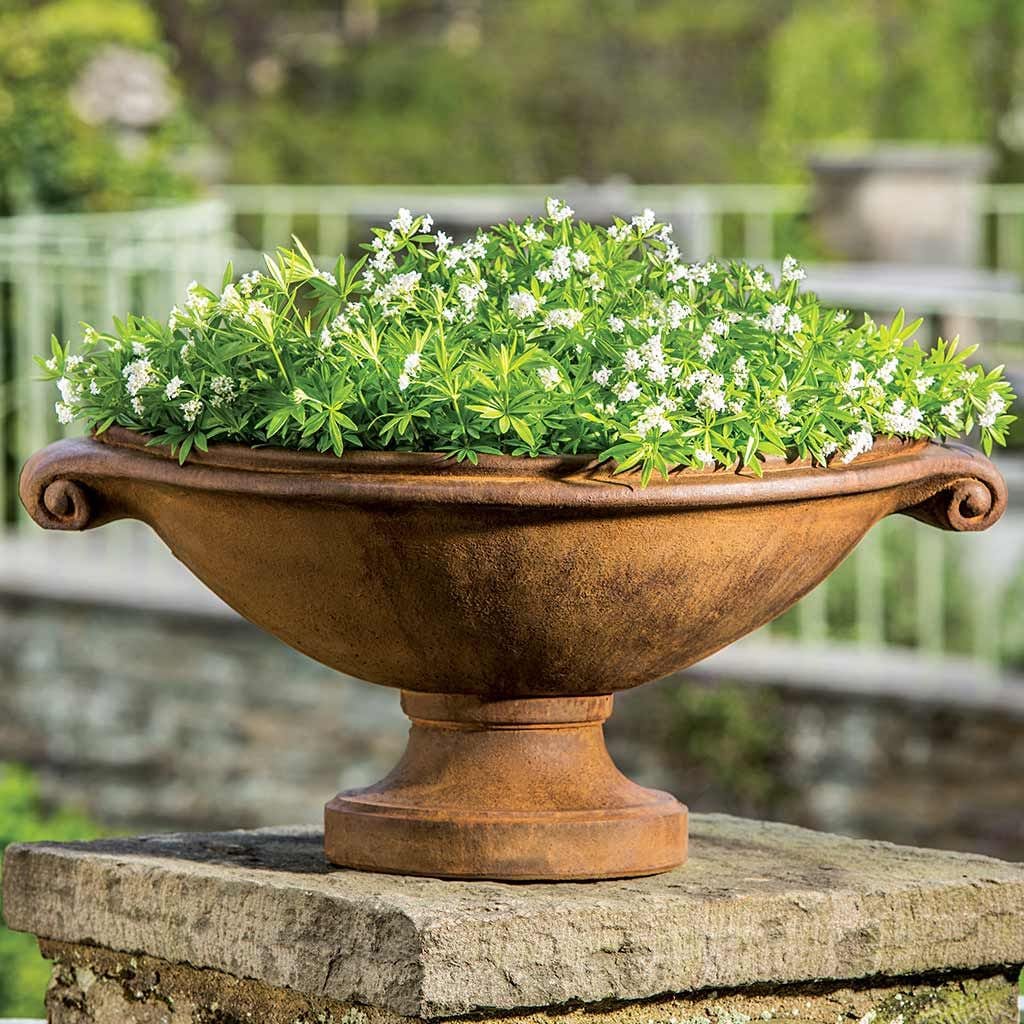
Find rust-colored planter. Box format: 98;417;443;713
20;428;1006;880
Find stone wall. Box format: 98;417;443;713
0;594;1021;861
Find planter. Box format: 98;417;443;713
20;428;1007;880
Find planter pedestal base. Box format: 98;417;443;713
324;691;687;880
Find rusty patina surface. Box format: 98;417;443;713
19;428;1007;879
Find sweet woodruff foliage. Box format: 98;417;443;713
43;201;1015;484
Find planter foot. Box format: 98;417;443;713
324;691;687;881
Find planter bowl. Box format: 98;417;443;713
20;428;1006;879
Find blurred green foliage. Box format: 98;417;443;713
150;0;1024;187
0;764;98;1018
0;0;196;213
764;0;1024;179
156;0;791;184
661;683;790;812
6;0;1024;201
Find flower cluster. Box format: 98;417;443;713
41;201;1016;483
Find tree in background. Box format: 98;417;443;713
154;0;792;185
152;0;1024;187
0;765;98;1018
0;0;197;214
764;0;1024;180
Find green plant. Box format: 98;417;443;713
0;764;98;1018
42;201;1015;484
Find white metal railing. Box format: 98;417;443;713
219;182;810;268
0;199;232;523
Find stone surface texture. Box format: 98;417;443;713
5;815;1024;1019
37;941;1021;1024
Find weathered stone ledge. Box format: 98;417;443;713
4;815;1024;1020
38;940;1021;1024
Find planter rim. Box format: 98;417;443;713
40;425;997;522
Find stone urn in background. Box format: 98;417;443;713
20;428;1006;880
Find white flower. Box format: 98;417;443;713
66;354;84;369
750;269;772;292
375;270;422;309
122;358;155;396
537;366;560;390
635;404;671;436
785;313;803;335
546;197;574;222
842;425;874;463
616;381;642;403
131;395;145;417
781;255;806;282
775;395;792;418
434;230;453;252
979;391;1008;428
698;334;718;360
185;281;211;317
732;356;749;387
540;245;572;282
696;379;726;413
543;308;584;331
211;375;236;405
403;352;422;378
463;235;488;260
219;283;242;311
882;397;924;435
522;222;547;243
244;300;272;324
238;271;262;296
398;372;412;391
89;379;101;395
592;365;612;386
623;348;645;372
456;279;487;319
684;262;715;285
441;306;457;323
45;356;59;372
57;377;81;404
914;374;935;394
181;396;203;426
821;440;838;458
694;448;715;468
708;318;729;337
311;267;338;287
164;376;184;400
763;303;789;334
572;249;590;272
877;357;898;384
608;316;625;334
631;208;656;233
55;402;74;425
941;398;963;423
132;341;147;357
389;208;414;233
508;290;539;320
665;301;689;329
